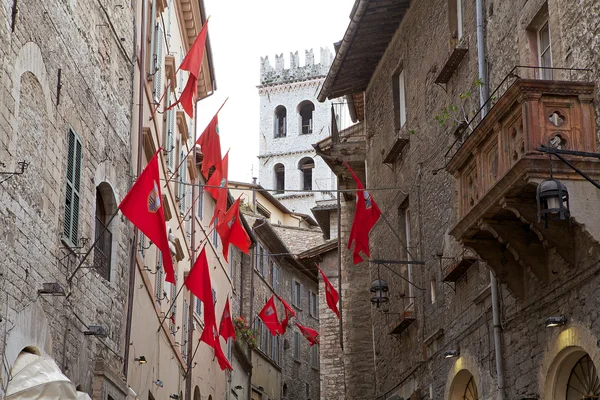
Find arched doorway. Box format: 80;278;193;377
449;369;479;400
546;347;600;400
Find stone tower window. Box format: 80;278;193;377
274;106;287;138
298;101;315;134
275;163;285;194
299;157;314;191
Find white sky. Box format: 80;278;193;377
196;0;356;182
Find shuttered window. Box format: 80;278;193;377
165;107;175;170
195;297;202;316
170;274;178;334
292;279;302;308
293;331;300;360
63;128;82;247
182;299;189;360
152;22;164;103
178;146;187;214
155;252;163;304
197;183;204;220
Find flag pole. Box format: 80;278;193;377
163;97;229;188
177;190;202;231
183;339;203;379
66;209;120;284
157;282;187;332
185;100;199;400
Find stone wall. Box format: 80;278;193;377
330;0;600;399
0;0;134;397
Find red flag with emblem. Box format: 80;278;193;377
316;264;339;318
216;197;251;261
258;295;282;336
166;20;209;118
296;321;319;346
278;295;296;334
197;113;222;179
219;297;236;342
119;150;175;283
346;164;381;264
207;151;229;225
185;248;216;330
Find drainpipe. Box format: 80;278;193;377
123;0;147;379
476;0;505;398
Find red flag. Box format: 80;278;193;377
185;248;216;330
216;198;251;262
258;295;282;336
207;151;229;225
200;321;232;371
296;321;319;346
119;150;175;283
317;264;339;319
346;164;381;264
278;295;296;334
219;298;236;342
167;20;209;118
197;114;222;179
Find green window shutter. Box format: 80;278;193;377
63;128;82;247
166;108;175;170
183;299;189;359
139;233;146;257
153;22;164;103
155;253;163;303
179;150;187;214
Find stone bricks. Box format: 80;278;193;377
0;0;134;398
320;0;600;399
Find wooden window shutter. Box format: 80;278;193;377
63;128;82;247
153;22;164;103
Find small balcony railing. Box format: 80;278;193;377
444;66;593;165
93;217;112;280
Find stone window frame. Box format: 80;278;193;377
392;66;407;132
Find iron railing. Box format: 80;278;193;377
93;217;112;280
443;66;593;164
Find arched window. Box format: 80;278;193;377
298;157;314;191
275;163;285;194
94;183;117;281
194;387;201;400
283;383;288;398
298;101;315;134
274;106;287;138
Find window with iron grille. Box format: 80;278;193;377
63;128;82;247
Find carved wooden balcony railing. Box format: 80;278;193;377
445;68;598;298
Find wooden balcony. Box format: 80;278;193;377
446;77;599;298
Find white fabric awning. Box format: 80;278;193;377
6;352;92;400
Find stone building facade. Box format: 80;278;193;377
257;49;338;216
231;182;323;400
317;0;600;399
0;0;135;398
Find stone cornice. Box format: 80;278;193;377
258;77;325;95
257;149;315;159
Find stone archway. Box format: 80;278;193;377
448;369;479;400
541;324;600;399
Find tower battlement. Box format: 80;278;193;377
260;48;333;86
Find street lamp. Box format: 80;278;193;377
545;316;567;328
537;178;570;227
370;279;389;308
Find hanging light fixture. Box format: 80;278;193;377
537;178;570;227
370;279;389;308
134;356;147;364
